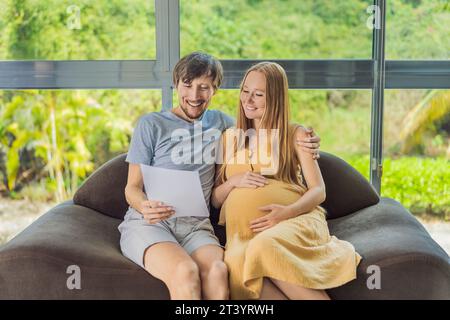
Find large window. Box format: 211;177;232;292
0;0;449;214
0;1;156;60
180;0;373;59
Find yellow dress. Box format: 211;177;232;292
219;142;362;300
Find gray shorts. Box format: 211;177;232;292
118;208;222;269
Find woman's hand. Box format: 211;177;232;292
138;199;175;224
229;171;269;189
249;204;294;233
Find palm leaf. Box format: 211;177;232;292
399;90;450;153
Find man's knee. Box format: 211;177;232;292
166;260;202;299
210;260;228;277
204;260;228;280
173;260;201;285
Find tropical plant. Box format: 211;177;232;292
399;90;450;156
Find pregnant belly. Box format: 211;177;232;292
223;180;302;235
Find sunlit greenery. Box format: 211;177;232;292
349;156;449;219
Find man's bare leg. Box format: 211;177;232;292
191;245;229;300
144;241;201;300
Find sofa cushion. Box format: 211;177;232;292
74;154;129;219
318;152;379;219
2;198;448;299
327;197;450;299
0;202;169;299
74;151;379;220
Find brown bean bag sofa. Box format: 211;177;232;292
0;152;448;299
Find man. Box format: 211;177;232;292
118;52;321;300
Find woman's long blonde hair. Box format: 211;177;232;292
218;62;305;189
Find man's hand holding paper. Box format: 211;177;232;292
138;199;175;224
140;164;210;221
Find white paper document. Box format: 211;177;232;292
140;164;210;218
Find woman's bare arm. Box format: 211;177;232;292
284;126;326;218
211;164;232;209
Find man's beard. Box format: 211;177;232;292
180;101;207;120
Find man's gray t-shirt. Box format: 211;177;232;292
126;109;235;213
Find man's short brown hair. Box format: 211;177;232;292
173;52;223;90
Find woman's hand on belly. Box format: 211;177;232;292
223;180;301;236
229;171;268;189
249;203;294;233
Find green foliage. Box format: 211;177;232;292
181;0;372;59
0;89;160;201
387;0;450;59
348;155;450;219
399;90;450;155
2;0;156;59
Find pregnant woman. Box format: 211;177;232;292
211;62;362;300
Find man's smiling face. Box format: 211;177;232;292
176;75;215;120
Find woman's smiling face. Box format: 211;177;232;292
240;71;266;123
